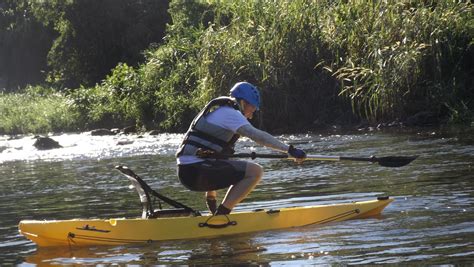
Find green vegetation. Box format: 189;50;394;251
0;86;81;134
0;0;472;135
0;0;170;89
326;1;473;123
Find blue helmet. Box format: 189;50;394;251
229;82;261;110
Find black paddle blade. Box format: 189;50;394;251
376;156;418;167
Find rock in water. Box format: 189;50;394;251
33;136;62;150
90;129;116;136
122;126;137;134
148;130;160;135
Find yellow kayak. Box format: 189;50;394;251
19;197;393;247
18;166;394;247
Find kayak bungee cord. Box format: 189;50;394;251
305;209;360;226
65;208;364;244
68;232;154;244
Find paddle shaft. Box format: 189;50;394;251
227;153;361;161
217;152;417;167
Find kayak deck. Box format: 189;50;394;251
19;197;393;247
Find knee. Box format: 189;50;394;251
246;163;263;181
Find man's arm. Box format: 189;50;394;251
237;124;289;152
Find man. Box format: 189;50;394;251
176;82;306;215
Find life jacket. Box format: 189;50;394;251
176;97;241;157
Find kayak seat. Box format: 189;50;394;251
115;165;201;219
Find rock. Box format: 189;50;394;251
90;129;116;136
356;120;370;130
117;140;134;146
388;119;403;128
377;123;387;129
7;135;22;141
148;130;161;135
111;128;121;135
33;136;62;150
122;125;137;134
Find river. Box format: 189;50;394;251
0;127;473;265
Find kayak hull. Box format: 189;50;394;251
19;198;393;247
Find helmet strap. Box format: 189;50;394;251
236;98;245;114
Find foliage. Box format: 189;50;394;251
44;0;171;89
67;63;150;129
0;0;171;90
0;0;472;134
323;1;474;122
140;0;350;131
0;0;56;90
139;0;217;131
0;86;81;134
136;0;472;131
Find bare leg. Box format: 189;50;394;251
205;191;217;213
221;162;263;210
206;191;217;199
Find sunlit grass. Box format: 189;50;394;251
144;0;472;129
323;1;473;121
0;86;81;134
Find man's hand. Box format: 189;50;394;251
288;145;306;163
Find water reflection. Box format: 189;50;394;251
25;237;270;266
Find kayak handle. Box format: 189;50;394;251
198;221;237;229
198;215;237;229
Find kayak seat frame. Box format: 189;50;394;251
148;208;193;218
115;165;201;218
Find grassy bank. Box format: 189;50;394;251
0;86;81;134
1;1;472;135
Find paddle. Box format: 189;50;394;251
197;150;417;167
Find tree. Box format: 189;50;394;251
0;0;55;91
46;0;171;89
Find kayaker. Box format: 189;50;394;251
176;82;306;215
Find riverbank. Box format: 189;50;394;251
1;2;472;135
1;85;472;136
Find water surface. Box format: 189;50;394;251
0;128;473;265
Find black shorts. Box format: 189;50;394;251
177;160;247;191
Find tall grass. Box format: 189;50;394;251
0;86;81;134
322;1;473;121
141;0;472;131
145;0;353;131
